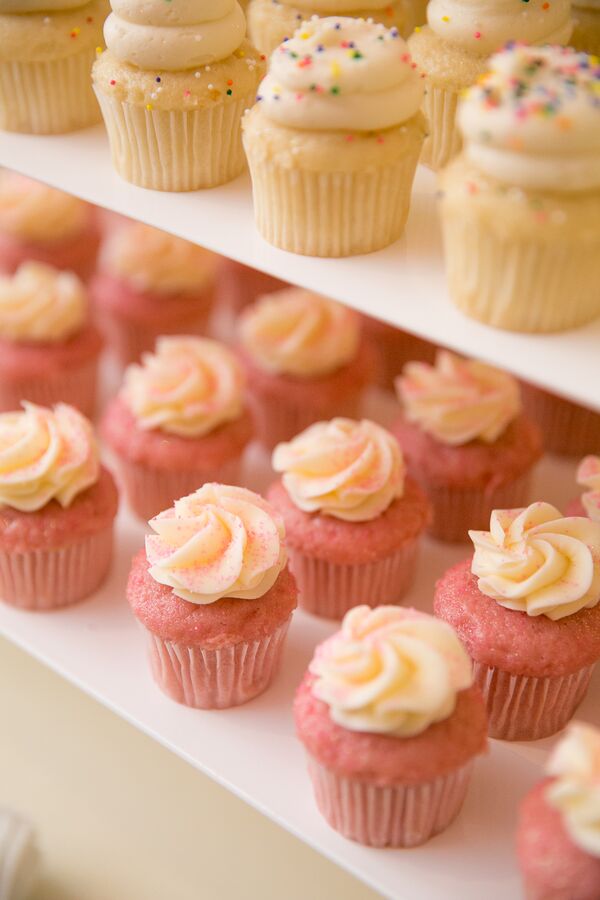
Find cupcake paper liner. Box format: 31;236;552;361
307;756;474;847
473;660;595;741
0;49;100;134
94;90;253;191
247;388;362;452
287;540;420;620
146;616;292;709
520;382;600;458
0;525;114;611
0;356;99;418
420;83;462;172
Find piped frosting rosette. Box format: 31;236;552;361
578;456;600;522
0;172;88;243
546;722;600;858
0;262;86;343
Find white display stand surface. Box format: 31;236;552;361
0;126;598;412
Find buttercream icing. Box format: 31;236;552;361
546;722;600;858
578;456;600;523
0;262;86;343
0;172;88;243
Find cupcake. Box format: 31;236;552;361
517;723;600;900
102;336;254;520
393;351;542;542
567;456;600;520
92;1;265;191
92;222;216;365
0;402;118;611
217;258;288;316
0;0;108;134
243;17;427;257
238;288;372;449
0;172;100;280
409;0;572;171
520;381;600;459
247;0;412;57
0;262;103;417
268;418;430;619
295;605;487;846
127;483;297;708
439;45;600;333
572;0;600;54
360;315;436;391
435;503;600;741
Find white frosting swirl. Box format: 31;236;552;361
0;262;86;344
272;418;404;522
396;350;521;446
310;605;473;737
122;336;245;438
239;289;359;377
470;502;600;620
0;172;88;243
257;17;425;132
546;722;600;858
145;483;287;605
104;0;246;71
428;0;572;55
0;403;99;512
578;456;600;523
459;45;600;192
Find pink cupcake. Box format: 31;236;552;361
517;723;600;900
393;350;543;542
268;418;430;619
127;483;297;709
521;380;600;458
295;605;487;847
238;288;372;450
216;257;288;314
0;402;118;611
0;172;100;280
360;315;436;391
567;456;600;519
91;222;217;365
0;262;103;417
435;503;600;740
102;336;253;520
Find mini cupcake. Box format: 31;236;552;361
393;351;542;542
92;1;265;190
102;336;254;520
520;381;600;459
217;258;288;316
409;1;572;171
572;0;600;54
567;456;600;520
269;418;430;619
517;723;600;900
0;172;100;280
247;0;412;57
0;0;108;134
295;605;487;846
440;45;600;333
92;222;216;365
435;503;600;740
243;17;427;257
0;262;103;417
0;402;118;611
127;483;297;708
360;315;436;391
238;288;371;449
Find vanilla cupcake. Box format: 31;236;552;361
572;0;600;54
243;17;427;257
0;0;109;134
92;1;266;190
408;0;573;170
440;45;600;333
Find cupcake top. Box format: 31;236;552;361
239;288;360;378
546;722;600;858
577;456;600;522
272;418;405;522
145;483;287;605
0;172;88;243
0;402;99;512
310;604;473;737
396;350;521;446
121;336;245;438
427;0;572;56
100;222;215;294
458;44;600;191
104;0;246;70
574;0;600;7
256;16;425;132
469;501;600;620
0;262;86;344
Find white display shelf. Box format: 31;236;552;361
1;126;599;412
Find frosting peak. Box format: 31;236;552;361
470;502;600;620
396;350;521;446
272;418;405;521
546;722;600;858
0;262;86;343
0;172;88;243
578;456;600;523
257;17;425;132
145;483;287;605
310;605;473;737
